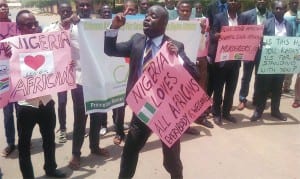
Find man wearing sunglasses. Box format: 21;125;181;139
15;10;66;178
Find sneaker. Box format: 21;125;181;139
100;127;107;136
58;130;67;143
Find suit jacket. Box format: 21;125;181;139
104;33;200;96
239;8;273;25
207;0;223;27
208;11;242;65
239;8;273;62
263;17;293;36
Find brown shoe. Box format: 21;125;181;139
91;148;110;157
68;156;80;170
237;101;246;110
185;127;200;135
1;145;15;157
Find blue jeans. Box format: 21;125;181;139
3;102;17;146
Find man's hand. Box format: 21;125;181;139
111;8;129;29
199;18;207;34
215;33;221;40
61;14;80;30
167;41;178;56
4;44;11;58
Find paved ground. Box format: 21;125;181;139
0;8;300;179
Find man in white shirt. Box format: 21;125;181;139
15;9;66;178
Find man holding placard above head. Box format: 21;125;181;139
104;5;200;179
251;0;293;122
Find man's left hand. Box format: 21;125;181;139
167;41;178;56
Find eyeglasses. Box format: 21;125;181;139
19;21;39;28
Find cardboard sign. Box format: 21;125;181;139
78;19;201;113
215;25;263;62
1;30;76;102
126;42;211;148
0;22;19;107
258;36;300;74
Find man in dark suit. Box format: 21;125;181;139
104;5;199;179
237;0;273;110
210;0;241;125
251;0;292;121
206;0;228;103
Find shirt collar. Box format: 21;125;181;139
256;7;266;16
275;18;285;26
147;35;164;48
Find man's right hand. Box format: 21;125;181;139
111;8;129;29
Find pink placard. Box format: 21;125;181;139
0;22;19;108
215;25;263;62
126;42;212;148
1;30;76;102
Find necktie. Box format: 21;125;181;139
143;39;153;65
220;4;225;13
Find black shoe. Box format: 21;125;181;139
271;112;287;121
1;144;15;157
195;118;214;128
46;169;66;178
223;115;237;123
213;116;222;126
185;127;200;135
250;111;262;122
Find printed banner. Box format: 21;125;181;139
215;25;263;62
126;42;211;148
258;36;300;74
78;19;201;113
0;22;19;107
1;30;76;102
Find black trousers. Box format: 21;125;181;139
207;63;215;97
119;115;183;179
71;84;107;157
255;74;285;114
17;100;57;178
112;106;125;137
213;62;240;117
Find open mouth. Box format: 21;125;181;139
143;21;150;30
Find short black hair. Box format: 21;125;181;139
271;0;287;9
57;0;71;8
177;0;192;9
16;9;31;25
